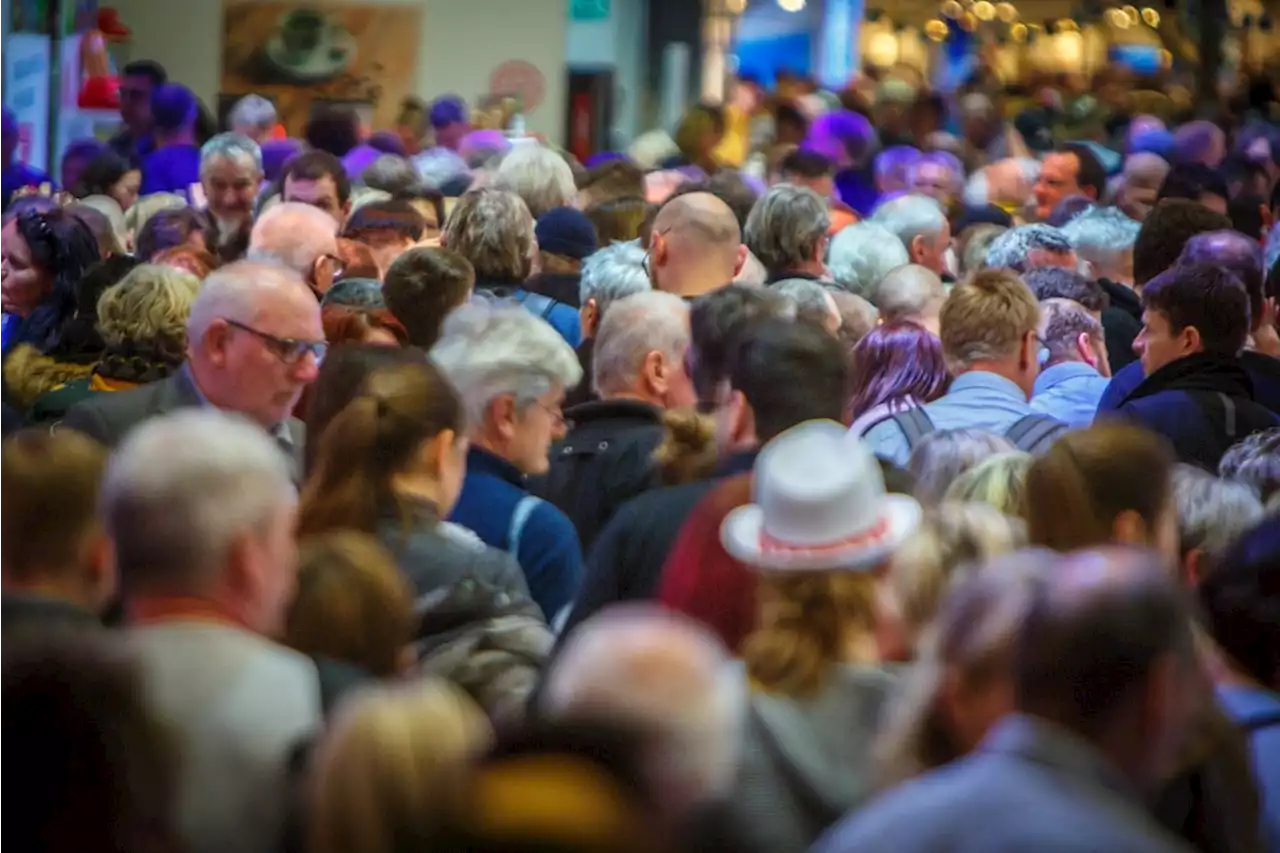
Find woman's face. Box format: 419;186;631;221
0;221;51;317
109;169;142;211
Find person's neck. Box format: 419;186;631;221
658;263;735;299
787;259;827;279
157;130;195;149
603;389;665;409
960;360;1031;398
390;475;447;512
2;575;98;613
129;592;250;630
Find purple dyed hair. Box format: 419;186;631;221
846;321;950;422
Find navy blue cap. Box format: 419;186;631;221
430;95;467;130
535;207;599;260
150;83;198;133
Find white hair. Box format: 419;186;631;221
579;240;650;313
1172;465;1264;564
593;291;690;396
828;221;910;299
348;187;393;213
228;94;278;134
962;170;990;207
984;224;1074;273
871;193;948;255
627;130;680;170
247;202;339;276
542;605;745;803
430;302;583;425
200;132;263;176
873;263;946;319
101;408;295;591
772;277;836;319
1061;206;1140;274
744;183;830;275
492;145;576;219
186;260;310;343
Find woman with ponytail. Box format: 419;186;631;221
298;360;553;724
718;420;922;853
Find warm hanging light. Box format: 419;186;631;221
1057;17;1079;30
996;2;1018;22
1010;21;1028;40
777;0;806;11
924;18;950;39
941;0;965;17
1122;4;1140;23
960;10;980;30
1140;6;1160;25
1105;7;1132;27
972;0;997;20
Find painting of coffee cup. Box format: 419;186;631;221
279;8;326;63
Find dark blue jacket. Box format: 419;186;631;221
449;447;583;623
1099;351;1280;416
1101;353;1279;471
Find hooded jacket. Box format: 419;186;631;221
1111;353;1279;470
731;663;897;853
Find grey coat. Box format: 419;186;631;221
60;368;305;479
377;501;553;723
813;714;1197;853
730;663;897;853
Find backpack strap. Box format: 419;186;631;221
1004;414;1069;453
515;291;560;321
891;407;936;451
507;494;543;556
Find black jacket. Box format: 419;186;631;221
524;272;583;308
537;399;666;552
1098;277;1142;373
556;450;758;642
1113;353;1280;470
1;593;100;636
565;338;597;409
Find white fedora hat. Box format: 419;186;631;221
721;420;921;572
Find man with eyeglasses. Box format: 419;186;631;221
63;262;325;481
247;202;343;298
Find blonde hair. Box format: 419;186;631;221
96;264;201;356
285;532;414;677
942;451;1033;516
876;552;1046;786
889;502;1026;648
940;268;1039;370
308;680;492;853
743;572;878;697
124;192;188;245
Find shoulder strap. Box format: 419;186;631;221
1004;414;1069;453
507;494;543;556
516;291;559;320
1185;392;1238;441
1239;707;1280;734
891;407;936;451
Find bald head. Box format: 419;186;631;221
653;191;741;245
247;201;339;280
544;605;744;805
1014;548;1197;783
872;263;945;333
650;192;746;298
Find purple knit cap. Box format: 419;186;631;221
806;110;876;167
260;138;305;184
367;131;407;156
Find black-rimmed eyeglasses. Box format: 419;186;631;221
224;319;327;364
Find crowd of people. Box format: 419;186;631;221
2;57;1280;853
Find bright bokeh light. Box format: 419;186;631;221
996;2;1019;22
925;18;950;40
777;0;806;11
973;0;997;21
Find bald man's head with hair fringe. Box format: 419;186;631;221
648;192;746;299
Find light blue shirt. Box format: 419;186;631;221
863;371;1039;466
1031;362;1111;429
